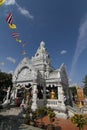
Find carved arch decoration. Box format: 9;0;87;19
13;63;37;83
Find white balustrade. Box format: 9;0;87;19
46;99;66;112
47;99;61;108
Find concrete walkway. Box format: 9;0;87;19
19;124;44;130
0;107;44;130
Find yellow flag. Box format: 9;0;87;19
0;0;6;6
8;23;16;29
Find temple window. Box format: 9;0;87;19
46;85;58;99
36;53;39;56
37;85;43;99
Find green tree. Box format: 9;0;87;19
47;107;55;123
83;75;87;96
0;71;13;89
69;86;77;96
46;108;55;130
71;114;87;130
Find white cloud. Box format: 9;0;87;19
69;83;77;87
16;3;34;19
8;70;13;74
5;0;16;5
5;0;34;19
70;15;87;78
60;50;67;55
0;62;5;66
69;78;72;82
6;57;16;64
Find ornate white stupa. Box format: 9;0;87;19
12;41;72;118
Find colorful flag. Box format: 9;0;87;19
0;0;6;7
6;12;16;29
8;23;16;29
22;50;26;55
12;32;22;43
22;42;26;47
6;12;13;24
16;38;22;43
12;32;20;38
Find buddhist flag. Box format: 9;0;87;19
8;23;16;29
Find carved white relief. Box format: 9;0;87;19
58;71;60;78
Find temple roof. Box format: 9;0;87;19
48;70;59;79
12;41;69;86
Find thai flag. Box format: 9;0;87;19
12;32;20;38
6;12;13;24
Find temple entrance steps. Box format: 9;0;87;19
66;105;82;117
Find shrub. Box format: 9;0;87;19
71;114;87;130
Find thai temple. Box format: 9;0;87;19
12;41;72;118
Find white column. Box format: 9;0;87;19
58;86;66;112
15;88;18;99
31;83;37;111
58;86;64;102
43;85;47;105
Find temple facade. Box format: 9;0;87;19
12;41;71;118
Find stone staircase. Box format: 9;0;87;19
67;103;87;117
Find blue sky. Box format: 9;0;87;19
0;0;87;86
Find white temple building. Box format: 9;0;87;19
12;41;72;118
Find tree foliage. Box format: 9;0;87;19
71;114;87;130
0;71;13;89
83;75;87;96
47;107;55;123
83;75;87;87
69;86;77;95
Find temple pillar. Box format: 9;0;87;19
43;85;47;104
58;86;64;102
15;88;18;99
31;83;38;111
58;86;66;112
57;86;58;99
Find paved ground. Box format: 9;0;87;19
19;124;44;130
1;107;87;130
0;108;44;130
